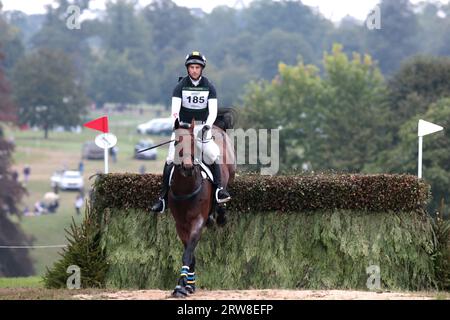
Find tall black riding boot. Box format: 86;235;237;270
210;161;231;203
151;162;173;213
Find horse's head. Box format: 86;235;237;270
174;118;197;177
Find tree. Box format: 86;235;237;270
365;0;420;74
252;29;315;79
241;61;323;171
415;1;448;55
88;50;145;107
142;0;195;52
0;49;34;276
241;44;390;173
31;0;94;79
99;0;154;104
317;45;390;172
388;56;450;125
376;98;450;214
0;8;25;75
243;0;333;57
12;49;88;139
0;50;16;123
103;0;150;54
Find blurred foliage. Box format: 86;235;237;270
12;48;89;138
2;0;450;107
374;98;450;213
0;51;34;276
241;45;390;173
1;0;450;212
431;205;450;290
43;206;107;289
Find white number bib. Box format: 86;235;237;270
182;89;209;110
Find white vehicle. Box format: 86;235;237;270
137;118;173;135
50;170;84;191
137;120;158;134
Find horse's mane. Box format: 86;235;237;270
214;107;237;130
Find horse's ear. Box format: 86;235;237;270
174;118;180;129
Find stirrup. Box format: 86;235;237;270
215;187;231;204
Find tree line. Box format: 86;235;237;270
1;0;450;212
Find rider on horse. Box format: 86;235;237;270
151;51;232;213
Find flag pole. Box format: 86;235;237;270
104;145;109;174
418;136;423;179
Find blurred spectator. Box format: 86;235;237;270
79;161;84;174
23;206;32;217
23;165;31;185
44;191;60;214
12;170;19;181
75;194;83;215
48;199;59;213
34;201;45;215
109;146;118;163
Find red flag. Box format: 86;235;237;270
83;116;108;133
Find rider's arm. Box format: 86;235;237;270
205;83;218;128
171;97;181;121
205;98;217;128
171;80;183;121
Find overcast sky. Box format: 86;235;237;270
1;0;449;21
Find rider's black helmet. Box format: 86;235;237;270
185;51;206;68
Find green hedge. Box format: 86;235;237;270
92;173;430;214
44;173;442;290
100;209;436;290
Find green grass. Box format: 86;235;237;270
0;277;44;288
3;105;170;276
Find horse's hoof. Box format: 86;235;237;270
216;214;227;226
172;286;188;298
185;285;196;294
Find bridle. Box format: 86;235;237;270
171;130;203;201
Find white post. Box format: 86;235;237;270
104;146;109;174
418;136;423;179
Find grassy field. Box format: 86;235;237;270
2;105;170;277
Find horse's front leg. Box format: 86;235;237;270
173;220;203;297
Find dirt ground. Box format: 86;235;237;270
1;288;448;300
73;289;445;300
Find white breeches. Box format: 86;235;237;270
166;125;220;165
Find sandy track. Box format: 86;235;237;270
74;289;438;300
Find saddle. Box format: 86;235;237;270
168;159;214;187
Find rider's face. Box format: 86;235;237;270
187;64;203;80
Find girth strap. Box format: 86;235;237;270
169;180;204;201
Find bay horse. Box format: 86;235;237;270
169;114;236;298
